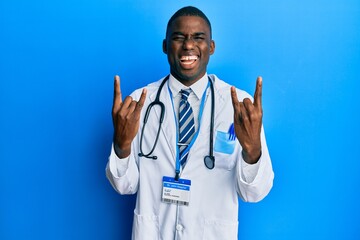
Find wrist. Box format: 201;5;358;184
242;148;261;164
113;142;131;159
113;133;132;156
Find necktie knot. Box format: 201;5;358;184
180;89;191;101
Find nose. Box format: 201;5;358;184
182;37;195;50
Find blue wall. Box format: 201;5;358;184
1;0;359;239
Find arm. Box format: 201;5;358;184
105;75;147;195
236;126;274;202
231;77;274;202
106;144;140;195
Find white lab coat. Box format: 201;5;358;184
106;74;274;240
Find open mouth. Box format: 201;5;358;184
180;56;198;66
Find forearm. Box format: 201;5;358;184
106;143;139;195
236;128;274;202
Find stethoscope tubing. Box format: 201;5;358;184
138;77;168;159
138;75;216;170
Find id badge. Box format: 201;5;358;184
162;176;191;206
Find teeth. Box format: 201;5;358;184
180;56;198;61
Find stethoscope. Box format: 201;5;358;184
138;75;216;170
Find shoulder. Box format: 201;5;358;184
209;74;252;101
130;75;168;99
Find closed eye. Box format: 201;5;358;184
173;36;185;41
171;32;185;41
193;33;206;41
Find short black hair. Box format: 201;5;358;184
166;6;212;38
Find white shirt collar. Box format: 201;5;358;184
168;73;208;100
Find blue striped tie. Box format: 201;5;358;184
178;89;195;167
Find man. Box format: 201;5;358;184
106;6;274;240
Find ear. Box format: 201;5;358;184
162;39;167;54
209;40;215;55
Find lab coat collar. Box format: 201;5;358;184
169;73;209;100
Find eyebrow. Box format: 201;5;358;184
193;32;206;36
171;32;207;36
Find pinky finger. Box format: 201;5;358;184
134;88;147;115
230;86;240;111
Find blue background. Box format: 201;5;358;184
1;0;359;239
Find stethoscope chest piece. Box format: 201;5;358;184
204;155;215;170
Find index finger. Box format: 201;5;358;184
253;76;262;108
113;75;123;106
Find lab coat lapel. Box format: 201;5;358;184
214;82;227;119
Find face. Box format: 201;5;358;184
163;16;215;86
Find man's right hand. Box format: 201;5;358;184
112;75;147;158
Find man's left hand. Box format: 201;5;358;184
230;76;263;164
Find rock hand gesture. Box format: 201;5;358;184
112;75;147;158
231;77;263;164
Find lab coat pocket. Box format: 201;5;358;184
214;130;236;170
214;131;236;154
203;218;238;240
132;211;160;240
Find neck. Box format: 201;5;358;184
171;72;206;87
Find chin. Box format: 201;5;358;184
171;66;205;84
